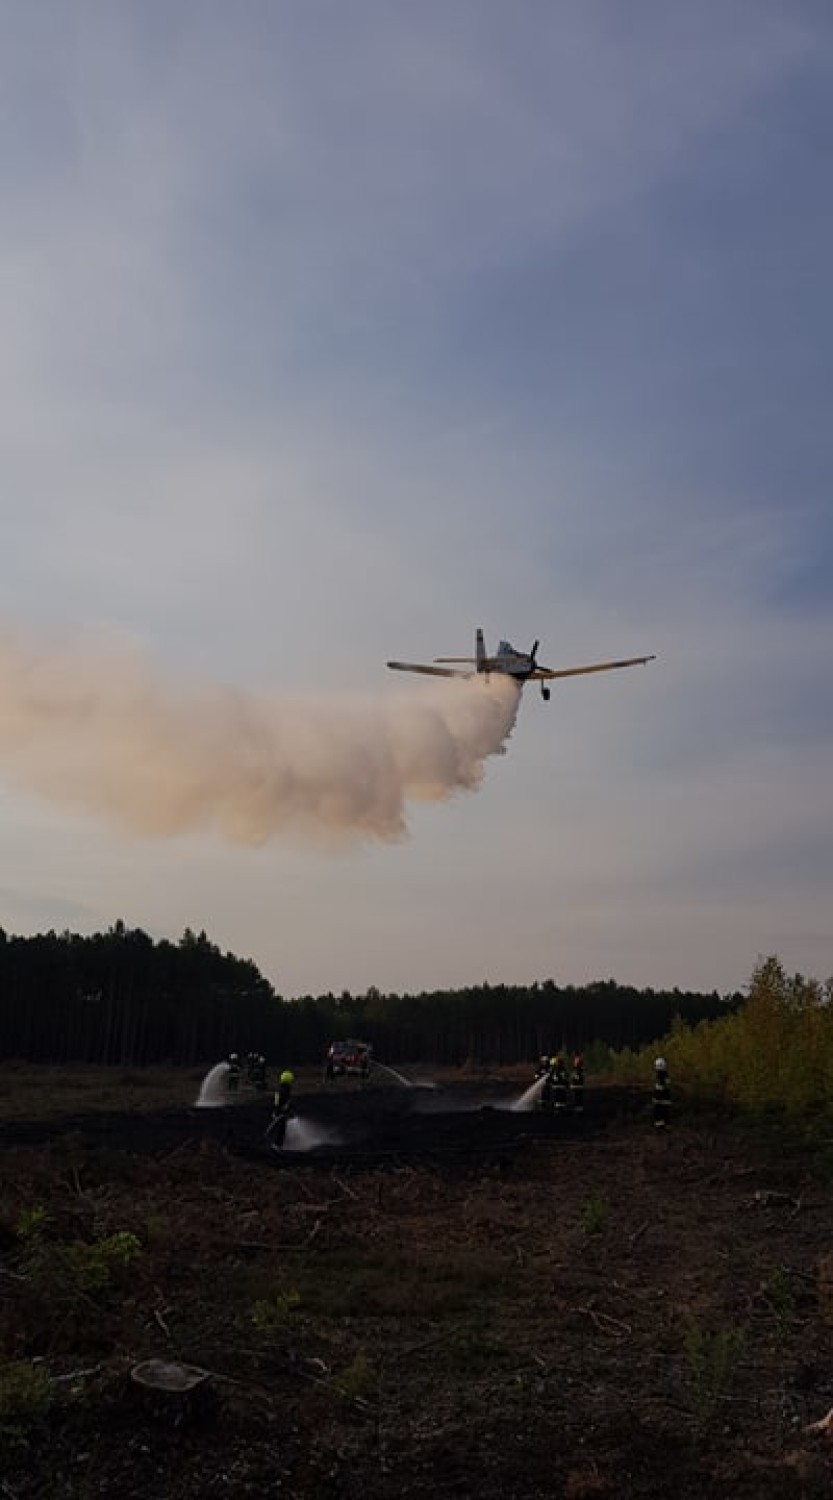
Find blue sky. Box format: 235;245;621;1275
1;1;831;998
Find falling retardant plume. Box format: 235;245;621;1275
0;625;521;845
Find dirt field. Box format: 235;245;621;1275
2;1068;833;1498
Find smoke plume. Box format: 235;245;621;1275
0;627;520;845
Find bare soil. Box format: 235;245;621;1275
2;1069;833;1498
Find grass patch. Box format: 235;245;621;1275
0;1361;53;1454
682;1316;744;1430
285;1246;515;1322
580;1194;610;1237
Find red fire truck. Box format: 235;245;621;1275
324;1039;373;1081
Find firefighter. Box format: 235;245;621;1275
653;1057;671;1129
252;1054;267;1091
266;1070;295;1151
552;1056;569;1112
570;1054;585;1113
538;1058;554;1112
227;1052;241;1094
275;1069;294;1114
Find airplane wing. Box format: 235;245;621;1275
531;654;656;681
387;661;474;678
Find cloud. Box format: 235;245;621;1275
0;623;520;845
0;2;816;647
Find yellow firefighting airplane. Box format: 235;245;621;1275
387;629;656;702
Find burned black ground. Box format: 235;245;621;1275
2;1071;832;1498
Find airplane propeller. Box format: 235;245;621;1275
529;640;550;699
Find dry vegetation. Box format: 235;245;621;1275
2;1067;833;1498
0;1063;209;1122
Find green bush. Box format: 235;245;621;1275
609;957;833;1123
15;1205;47;1242
682;1316;744;1429
0;1361;53;1450
251;1288;301;1331
20;1225;142;1298
336;1350;375;1402
762;1267;796;1335
580;1193;609;1237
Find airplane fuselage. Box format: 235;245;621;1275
476;635;543;688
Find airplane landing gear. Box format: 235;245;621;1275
541;685;551;702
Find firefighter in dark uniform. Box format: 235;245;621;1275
538;1057;555;1112
266;1070;295;1150
227;1052;241;1094
570;1054;585;1113
653;1057;671;1129
552;1056;570;1112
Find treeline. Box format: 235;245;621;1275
0;921;738;1068
0;923;276;1067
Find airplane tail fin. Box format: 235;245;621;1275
475;628;487;672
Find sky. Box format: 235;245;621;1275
1;0;832;1000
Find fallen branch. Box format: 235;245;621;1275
751;1189;803;1216
304;1218;323;1249
292;1175;317;1201
402;1327;461;1357
51;1364;103;1386
154;1308;172;1339
232;1221;323;1252
576;1303;632;1338
234;1242;319;1254
804;1406;833;1436
152;1285;174;1339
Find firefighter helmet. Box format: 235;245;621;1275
280;1070;294;1084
